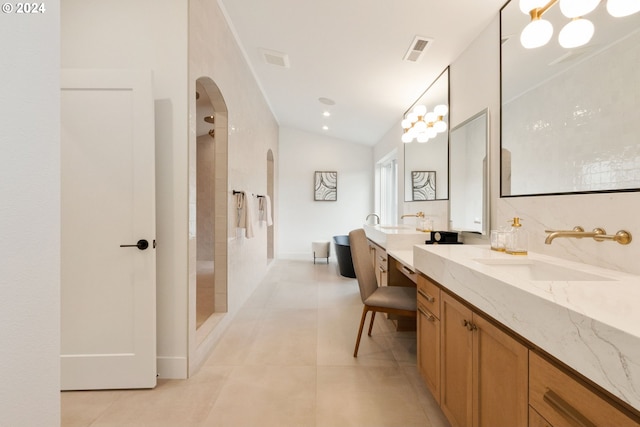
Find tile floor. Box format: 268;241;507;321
61;259;450;427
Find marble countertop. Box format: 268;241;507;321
387;249;414;270
413;244;640;411
363;224;430;251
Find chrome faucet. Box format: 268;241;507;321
544;226;632;245
365;213;380;225
401;211;425;219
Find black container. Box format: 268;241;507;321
333;235;356;278
425;231;461;244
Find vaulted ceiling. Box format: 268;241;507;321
219;0;507;145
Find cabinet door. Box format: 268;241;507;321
473;314;528;427
375;249;388;287
440;292;473;427
418;302;440;403
530;351;640;427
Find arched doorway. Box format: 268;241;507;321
190;77;228;373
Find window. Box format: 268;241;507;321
377;152;398;225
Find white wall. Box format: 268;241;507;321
279;127;373;259
0;3;61;426
189;0;280;369
61;0;190;377
450;16;640;274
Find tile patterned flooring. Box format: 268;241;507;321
62;259;449;427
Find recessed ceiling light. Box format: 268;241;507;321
323;111;331;117
322;125;329;131
318;97;336;106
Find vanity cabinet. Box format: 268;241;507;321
440;290;528;427
417;275;441;403
529;351;639;427
368;240;388;287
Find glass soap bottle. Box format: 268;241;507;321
506;217;528;255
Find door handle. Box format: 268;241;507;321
120;239;149;250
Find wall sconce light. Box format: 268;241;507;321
401;104;448;143
519;0;640;49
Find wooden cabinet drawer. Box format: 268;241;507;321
417;274;440;318
530;351;639;427
394;258;417;284
529;407;553;427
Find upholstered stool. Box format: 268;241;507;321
312;241;330;264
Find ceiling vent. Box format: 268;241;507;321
259;48;290;68
403;36;433;62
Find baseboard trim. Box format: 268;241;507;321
157;356;187;379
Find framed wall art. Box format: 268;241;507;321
412;171;436;201
314;171;337;201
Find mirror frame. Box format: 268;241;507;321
403;67;450;202
499;0;640;198
449;108;490;236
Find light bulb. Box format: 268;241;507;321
417;133;429;143
559;18;594;48
414;120;427;133
402;132;413;143
606;0;640;17
401;119;412;129
519;0;548;15
413;104;427;116
426;127;437;139
520;19;553;48
434;104;449;116
434;120;447;133
424;112;436;123
559;0;600;18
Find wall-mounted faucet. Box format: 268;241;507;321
365;213;380;225
401;211;425;219
544;226;632;245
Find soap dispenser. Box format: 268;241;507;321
506;217;528;255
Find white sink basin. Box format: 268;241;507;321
473;258;614;282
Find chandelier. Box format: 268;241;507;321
401;104;448;143
519;0;640;49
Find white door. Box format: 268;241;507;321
61;69;157;390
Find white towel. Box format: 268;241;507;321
244;193;255;238
236;191;245;228
259;195;273;226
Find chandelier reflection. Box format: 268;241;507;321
401;104;448;143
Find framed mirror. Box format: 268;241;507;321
450;109;490;235
403;68;449;202
500;1;640;197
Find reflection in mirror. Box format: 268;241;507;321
404;68;449;201
501;1;640;196
450;109;489;235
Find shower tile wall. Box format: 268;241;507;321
197;136;215;261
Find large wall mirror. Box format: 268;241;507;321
450;109;490;235
403;68;449;202
501;1;640;197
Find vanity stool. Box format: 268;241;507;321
312;241;330;264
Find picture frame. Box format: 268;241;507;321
314;171;337;201
412;171;436;201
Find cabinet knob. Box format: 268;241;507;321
462;319;477;331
